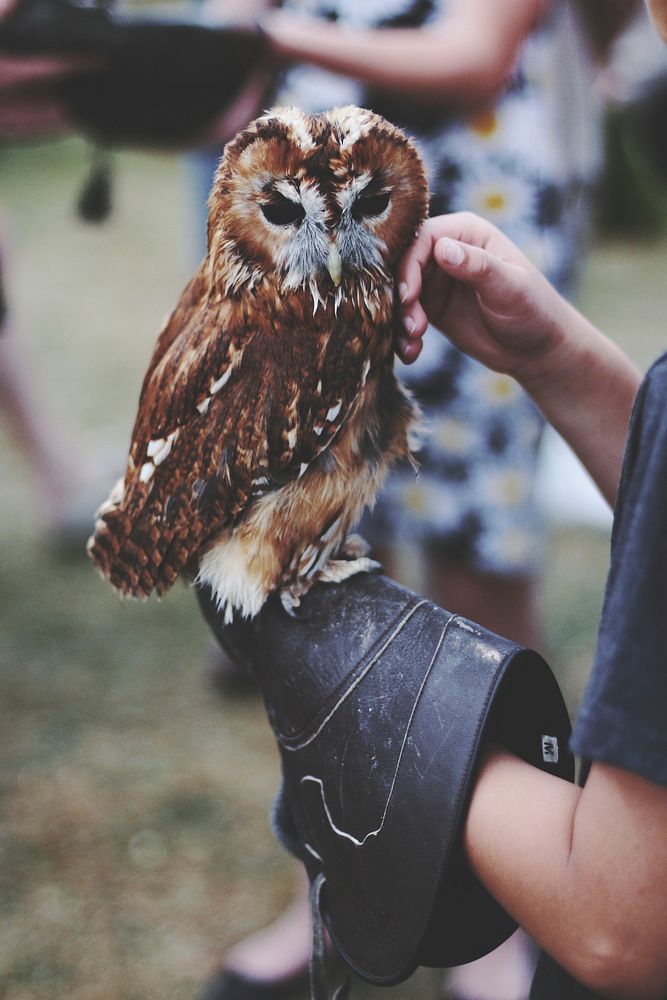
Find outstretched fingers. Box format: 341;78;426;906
431;236;525;308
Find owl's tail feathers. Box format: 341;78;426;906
86;478;184;599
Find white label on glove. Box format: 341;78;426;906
541;735;559;764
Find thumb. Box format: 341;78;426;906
433;237;525;309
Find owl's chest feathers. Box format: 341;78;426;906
195;275;414;619
245;271;392;337
197;367;417;621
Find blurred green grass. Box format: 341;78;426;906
0;135;665;999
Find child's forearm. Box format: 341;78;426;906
514;299;641;507
263;0;539;106
465;749;667;999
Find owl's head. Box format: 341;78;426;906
207;105;429;299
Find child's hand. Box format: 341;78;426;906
396;212;570;386
396;212;641;508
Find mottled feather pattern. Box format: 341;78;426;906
88;106;429;619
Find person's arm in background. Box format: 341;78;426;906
261;0;543;108
0;49;89;138
396;213;667;999
0;0;97;138
200;0;543;138
0;57;78;137
198;0;275;145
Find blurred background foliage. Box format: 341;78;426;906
0;123;666;1000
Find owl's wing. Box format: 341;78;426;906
88;276;373;599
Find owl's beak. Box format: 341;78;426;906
326;242;342;286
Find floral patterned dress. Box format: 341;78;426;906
276;0;600;575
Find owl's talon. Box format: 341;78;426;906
316;556;381;585
339;533;372;560
280;587;303;617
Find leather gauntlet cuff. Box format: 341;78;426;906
198;574;574;986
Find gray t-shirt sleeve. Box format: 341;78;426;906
570;352;667;787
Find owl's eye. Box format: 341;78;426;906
260;196;306;227
352;190;391;220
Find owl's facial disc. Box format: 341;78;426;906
211;105;429;301
265;173;392;294
260;178;332;291
334;173;389;279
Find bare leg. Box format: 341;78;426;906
446;930;537;1000
373;543;540;648
0;325;80;530
423;549;540;649
223;868;312;983
0;220;109;538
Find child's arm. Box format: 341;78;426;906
464;748;667;999
397;216;667;995
262;0;541;108
397;213;642;506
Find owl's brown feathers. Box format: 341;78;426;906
88;105;429;619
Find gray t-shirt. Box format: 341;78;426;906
571;350;667;787
531;351;667;1000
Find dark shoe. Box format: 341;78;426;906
201;967;309;1000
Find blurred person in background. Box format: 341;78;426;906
0;8;97;537
193;3;637;999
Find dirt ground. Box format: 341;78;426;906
1;135;665;999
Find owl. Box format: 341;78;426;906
88;105;429;621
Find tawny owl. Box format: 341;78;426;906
88;105;428;621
